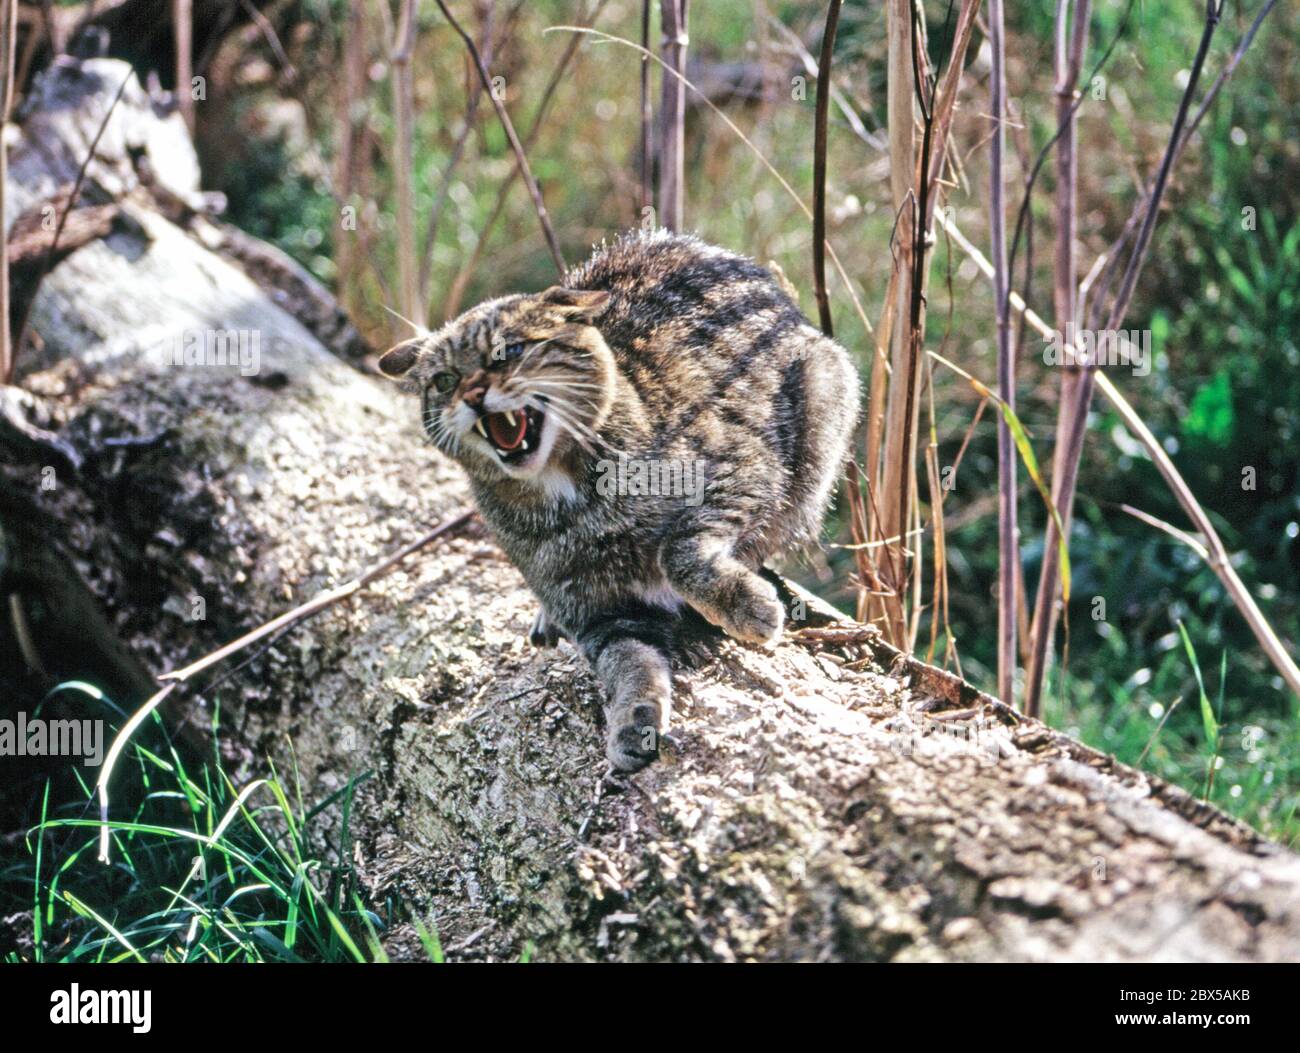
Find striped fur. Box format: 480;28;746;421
380;230;860;771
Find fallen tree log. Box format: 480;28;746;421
3;58;1299;963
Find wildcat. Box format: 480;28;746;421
379;230;860;771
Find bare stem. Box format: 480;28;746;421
989;0;1018;705
173;0;194;134
11;71;132;363
640;0;653;212
657;0;689;231
436;0;567;277
390;0;421;327
876;0;917;648
0;0;15;384
1032;0;1225;710
1025;0;1091;717
811;0;842;337
933;210;1300;701
442;2;608;319
416;2;499;313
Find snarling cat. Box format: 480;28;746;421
379;230;860;771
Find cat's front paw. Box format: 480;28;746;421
529;607;561;648
605;701;664;773
715;576;785;647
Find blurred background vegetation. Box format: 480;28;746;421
186;0;1299;841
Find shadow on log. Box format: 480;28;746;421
2;58;1298;962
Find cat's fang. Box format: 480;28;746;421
485;409;528;450
474;419;488;438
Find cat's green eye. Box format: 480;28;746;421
432;371;458;393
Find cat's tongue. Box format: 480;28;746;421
485;410;527;451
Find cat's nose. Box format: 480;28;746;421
461;369;489;410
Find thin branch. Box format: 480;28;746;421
767;14;886;153
173;0;194;134
1086;0;1278;332
390;0;421;326
0;0;15;383
657;0;689;231
96;508;477;864
811;0;842;337
1119;503;1209;562
1005;0;1135;330
988;0;1017;704
1096;370;1300;698
417;2;519;312
1137;694;1182;767
639;0;653;212
923;0;980;212
1024;0;1092;718
238;0;296;81
441;0;609;319
894;2;940;653
1106;4;1224;334
435;0;566;276
875;0;919;647
1181;0;1279;147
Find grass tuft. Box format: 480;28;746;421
2;686;437;964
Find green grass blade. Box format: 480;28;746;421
1178;621;1217;752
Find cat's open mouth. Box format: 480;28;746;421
474;406;545;465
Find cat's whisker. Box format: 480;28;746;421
505;376;603;393
513;336;562;370
551;419;609;457
519;393;601;416
528;396;590;433
529;397;623;457
423;407;461;455
515;385;604;410
525;396;600;450
509;379;601;406
508;366;604;386
519;378;605;394
526;392;600;430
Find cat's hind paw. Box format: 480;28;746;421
605;702;663;773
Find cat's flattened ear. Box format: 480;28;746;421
539;286;611;323
377;339;421;378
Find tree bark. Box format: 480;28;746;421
4;58;1300;963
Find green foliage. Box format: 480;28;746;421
1184;370;1235;447
217;106;338;283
